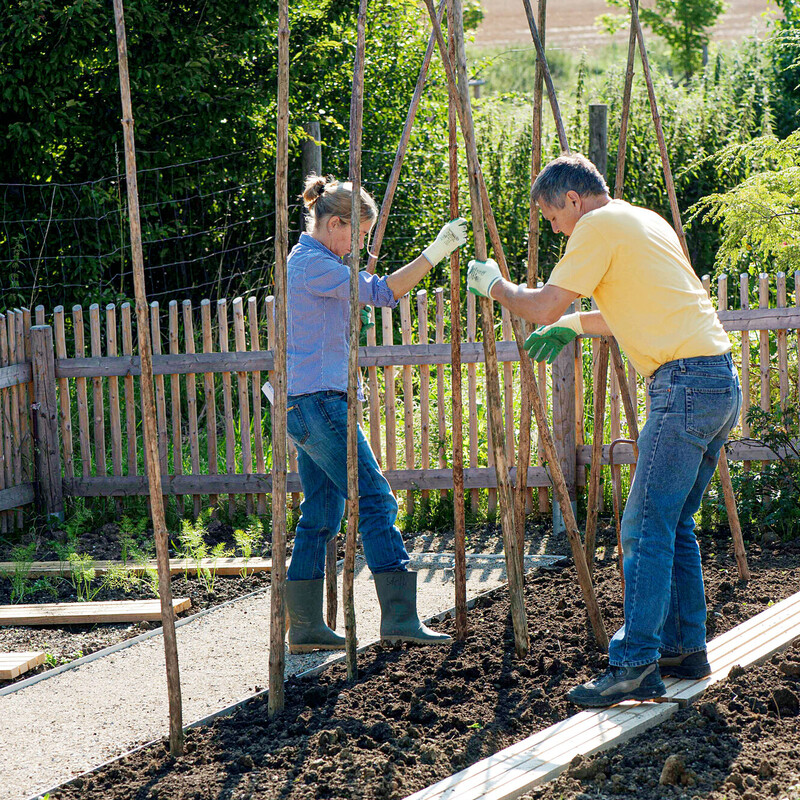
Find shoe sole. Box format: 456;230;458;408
380;636;453;646
568;685;666;708
659;666;712;680
288;643;349;654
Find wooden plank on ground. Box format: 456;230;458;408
405;589;800;800
0;557;272;578
404;702;675;800
666;589;800;705
0;651;46;680
0;598;191;626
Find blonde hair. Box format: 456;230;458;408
301;174;378;233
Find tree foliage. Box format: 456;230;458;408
599;0;725;81
688;130;800;276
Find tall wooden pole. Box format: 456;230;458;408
614;2;638;199
520;0;568;152
584;337;609;570
112;0;183;755
366;0;446;274
517;0;547;555
344;0;369;680
424;0;608;650
627;0;749;581
447;0;467;639
449;0;527;658
269;0;290;717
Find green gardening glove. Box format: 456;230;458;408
523;312;583;364
360;306;374;346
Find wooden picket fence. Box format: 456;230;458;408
0;270;798;529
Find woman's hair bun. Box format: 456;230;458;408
302;174;333;209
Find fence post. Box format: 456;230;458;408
589;104;608;178
551;312;577;535
31;325;64;520
301;120;322;178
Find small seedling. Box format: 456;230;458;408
5;542;36;603
68;552;101;602
233;516;264;577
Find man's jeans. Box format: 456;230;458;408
285;391;410;581
608;354;742;667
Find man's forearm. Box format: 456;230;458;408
578;310;612;336
490;279;577;326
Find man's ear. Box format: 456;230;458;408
565;190;581;207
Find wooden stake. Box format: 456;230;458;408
584;338;609;570
614;1;638;199
112;0;183;755
447;0;527;658
628;0;749;582
520;0;568;151
269;0;290;717
344;0;369;681
447;0;467;639
424;0;607;651
366;0;446;274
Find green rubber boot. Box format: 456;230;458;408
374;570;452;646
286;579;346;654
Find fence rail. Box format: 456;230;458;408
0;269;798;527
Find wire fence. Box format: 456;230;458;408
0;142;462;312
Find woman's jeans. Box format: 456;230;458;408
285;391;410;581
608;354;742;668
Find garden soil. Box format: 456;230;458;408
38;529;800;800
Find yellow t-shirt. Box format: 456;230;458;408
547;200;730;378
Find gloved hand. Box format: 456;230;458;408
422;218;469;266
524;312;584;363
360;306;374;346
467;258;503;298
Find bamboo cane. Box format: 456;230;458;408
584;338;609;570
609;338;640;446
112;0;183;755
447;0;467;640
366;0;446;274
344;0;369;681
269;0;290;716
628;0;749;582
424;0;608;651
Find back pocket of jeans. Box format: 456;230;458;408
685;387;733;439
287;404;310;445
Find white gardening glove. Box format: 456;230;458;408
467;257;503;298
422;218;468;266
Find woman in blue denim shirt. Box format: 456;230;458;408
284;173;467;653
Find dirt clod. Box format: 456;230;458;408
659;754;685;785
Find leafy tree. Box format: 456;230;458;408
598;0;726;82
688;130;800;277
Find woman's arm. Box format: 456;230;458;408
384;255;435;301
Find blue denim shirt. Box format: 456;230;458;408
287;233;398;397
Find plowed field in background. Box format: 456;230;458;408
473;0;774;50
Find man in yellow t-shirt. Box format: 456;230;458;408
466;153;741;708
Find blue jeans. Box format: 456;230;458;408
285;391;410;581
608;353;742;667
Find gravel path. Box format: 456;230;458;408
1;553;559;800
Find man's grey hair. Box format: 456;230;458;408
532;154;609;208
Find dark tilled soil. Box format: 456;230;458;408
49;532;800;800
0;513;556;687
523;650;800;800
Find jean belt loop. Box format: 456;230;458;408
679;359;686;374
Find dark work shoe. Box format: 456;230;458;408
568;663;666;708
658;649;711;679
